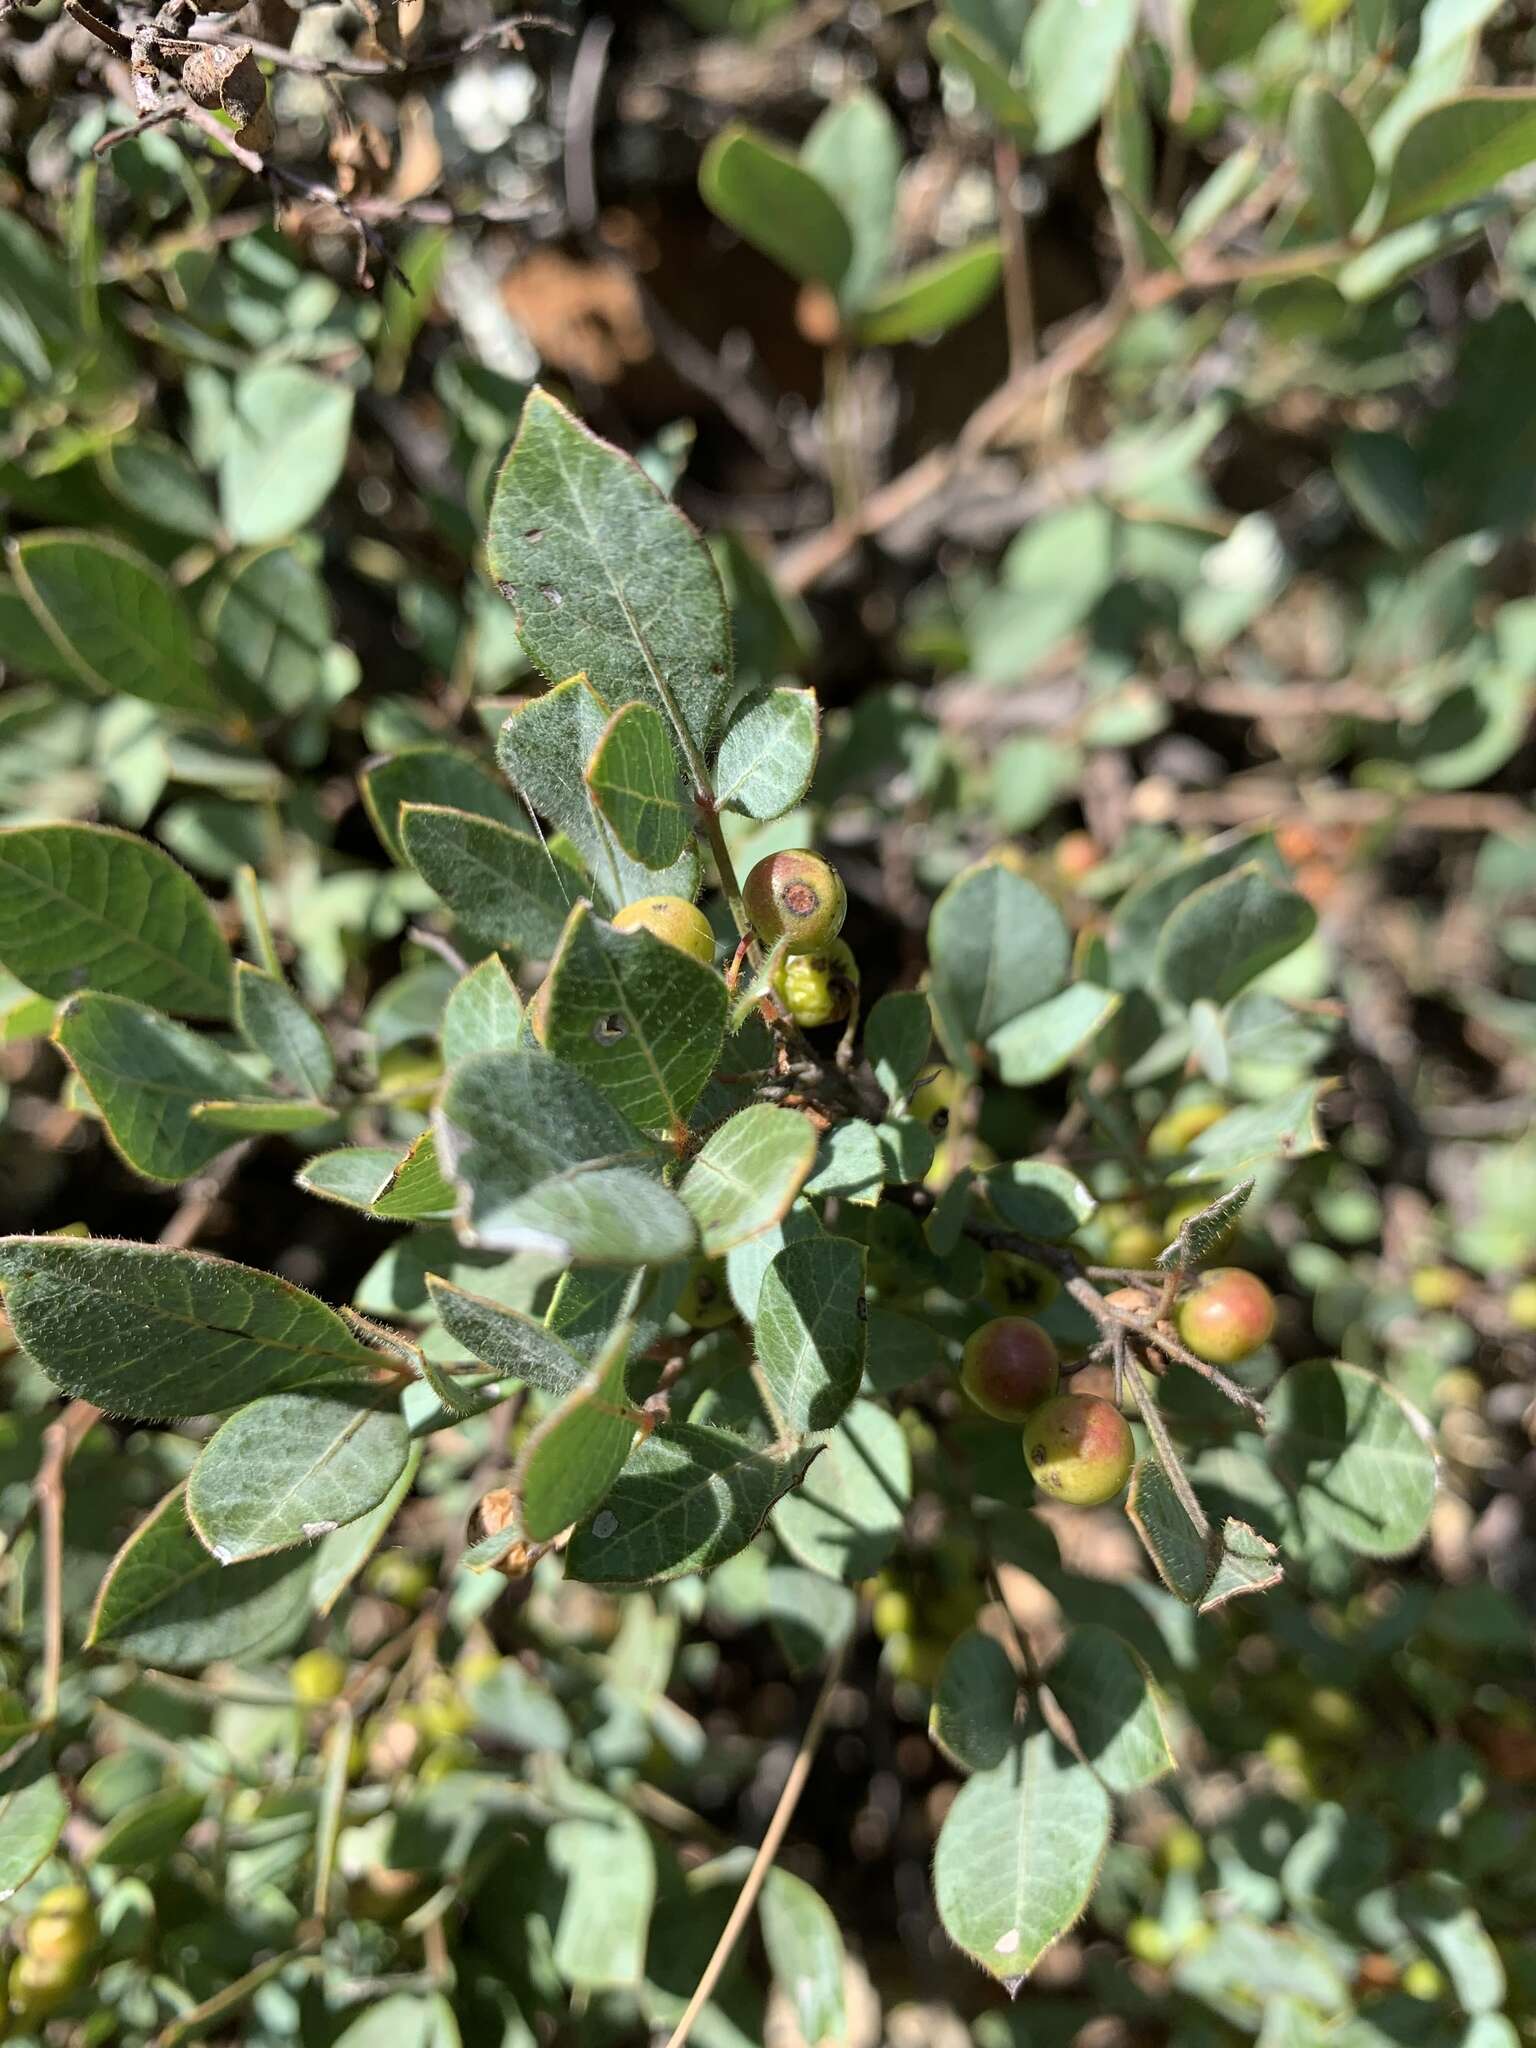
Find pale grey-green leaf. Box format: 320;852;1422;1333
1155;864;1316;1009
513;1320;638;1543
1047;1625;1174;1794
187;1387;411;1563
680;1105;818;1256
0;1235;378;1417
773;1399;910;1581
566;1423;820;1586
0;824;233;1018
88;1486;316;1669
931;1628;1019;1773
754;1235;866;1437
1267;1359;1437;1558
426;1274;586;1399
400;802;577;956
987;982;1120;1084
713;687;819;820
361;745;526;868
929;864;1071;1075
441;955;524;1066
0;1749;68;1902
585;701;691;868
933;1715;1113;1984
487;390;733;760
219;365;354;546
1126;1458;1216;1604
760;1870;847;2048
542;903;726;1133
235;962;334;1099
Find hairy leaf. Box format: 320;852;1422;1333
585;700;691;868
753;1234;867;1436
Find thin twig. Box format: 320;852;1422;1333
187;11;573;79
661;1643;846;2048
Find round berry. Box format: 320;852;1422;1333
291;1647;348;1705
677;1258;735;1331
612;895;716;966
1053;831;1101;885
961;1316;1060;1421
982;1251;1060;1316
1176;1267;1276;1366
742;849;846;955
1409;1264;1469;1311
1022;1393;1134;1506
23;1887;96;1973
1109;1219;1167;1268
771;939;859;1028
1508;1280;1536;1329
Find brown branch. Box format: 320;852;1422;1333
660;1643;846;2048
186;11;573;79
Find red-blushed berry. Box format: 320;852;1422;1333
1175;1267;1276;1366
742;849;846;955
1022;1392;1134;1506
960;1316;1060;1421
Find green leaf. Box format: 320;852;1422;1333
986;983;1121;1085
773;1399;910;1581
1289;81;1375;236
7;531;221;718
219;365;354;545
1156;864;1316;1008
0;1747;68;1902
88;1485;315;1670
311;1441;421;1618
92;1788;206;1869
1267;1359;1437;1558
441;955;524;1066
513;1319;639;1543
754;1235;866;1437
866;992;934;1107
933;1715;1113;1986
1337;197;1502;301
1047;1625;1174;1794
680;1104;818;1256
0;823;233;1018
1110;834;1278;984
0;1235;378;1417
53;993;264;1185
981;1160;1095;1239
542;903;727;1134
855;241;1004;344
206;546;335;717
498;674;701;912
299;1138;457;1220
426;1274;586;1399
566;1423;820;1585
929;864;1071;1075
235;962;334;1099
1334;430;1431;551
1023;0;1138;152
1126;1458;1216;1603
1167;1081;1331;1185
929;18;1035;143
1200;1517;1283;1612
99;434;220;542
1381;90;1536;231
585;701;691;869
190;1097;333;1134
1189;0;1279;71
698;126;853;291
713;687;819;820
437;1048;695;1264
930;1628;1020;1772
486;390;734;763
1399;1874;1506;2016
801;88;900;309
361;745;526;868
187;1387;411;1564
1156;1179;1255;1271
762;1564;857;1672
547;1779;657;1989
760;1870;847;2048
400;802;577;956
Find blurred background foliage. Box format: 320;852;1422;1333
2;0;1536;2043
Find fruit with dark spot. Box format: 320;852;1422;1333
1176;1267;1276;1366
961;1316;1060;1421
1022;1393;1134;1505
677;1258;735;1330
612;894;716;965
771;939;859;1027
742;849;846;955
982;1251;1060;1316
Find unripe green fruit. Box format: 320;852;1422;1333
742;849;846;955
771;939;859;1028
1507;1280;1536;1328
1402;1959;1446;2001
982;1251;1060;1316
9;1948;78;2021
291;1647;348;1705
872;1588;914;1639
961;1317;1060;1422
24;1887;96;1973
1022;1393;1133;1506
677;1258;735;1330
364;1549;433;1607
1159;1821;1204;1873
612;895;716;966
1176;1267;1276;1366
1409;1264;1469;1311
1125;1916;1174;1966
909;1065;959;1133
885;1632;945;1687
1109;1221;1166;1268
1147;1100;1226;1157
